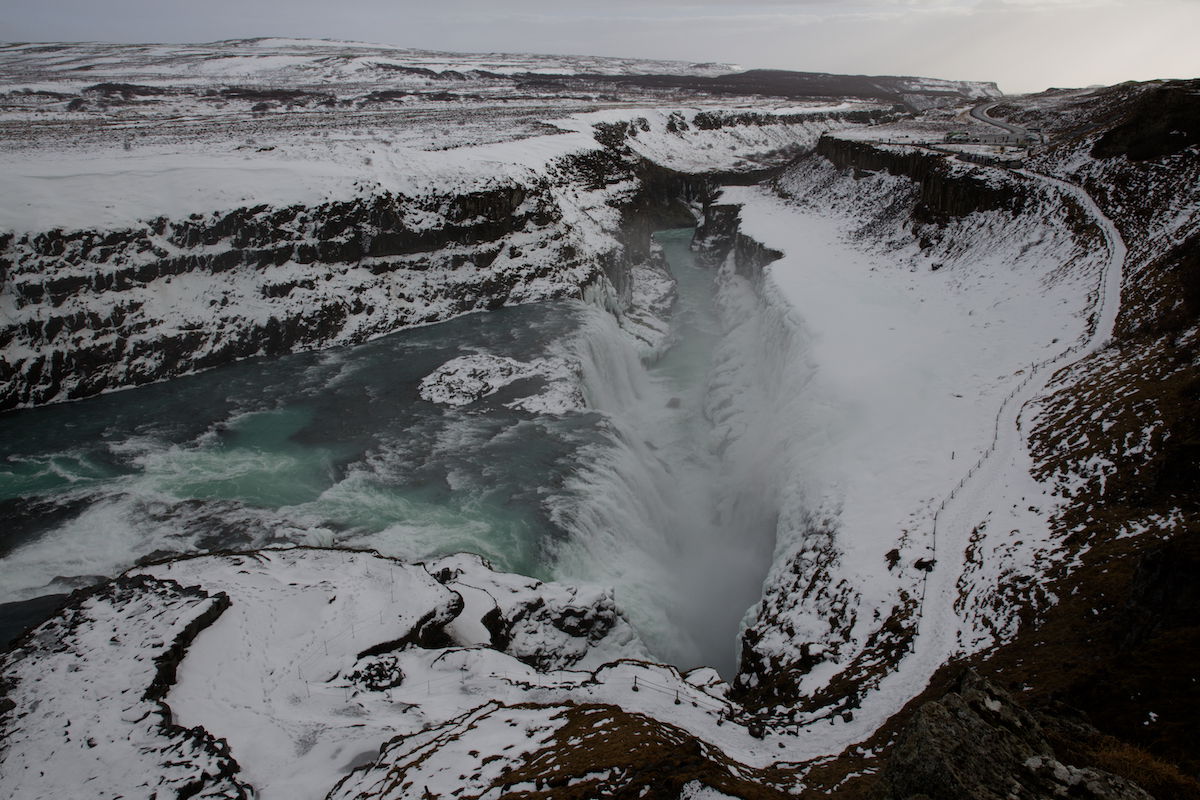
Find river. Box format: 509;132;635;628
0;228;774;676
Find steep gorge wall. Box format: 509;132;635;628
0;147;720;411
693;205;782;278
693;141;1104;728
814;135;1026;222
0;185;580;410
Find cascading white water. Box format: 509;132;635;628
546;229;791;676
0;226;818;677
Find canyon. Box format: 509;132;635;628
1;39;1197;799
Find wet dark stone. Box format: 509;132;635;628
879;671;1153;800
0;593;71;651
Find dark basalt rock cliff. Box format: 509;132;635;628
0;143;720;412
814;135;1025;222
0;183;580;410
691;202;783;279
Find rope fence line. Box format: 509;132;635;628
293;639;738;722
485;669;732;718
911;166;1123;649
624;674;729;715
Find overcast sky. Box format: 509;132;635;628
2;0;1197;93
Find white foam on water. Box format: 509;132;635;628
545;231;791;675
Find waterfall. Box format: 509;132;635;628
544;229;811;676
0;226;822;682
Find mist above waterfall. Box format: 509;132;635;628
0;228;796;679
547;229;781;676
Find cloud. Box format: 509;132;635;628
1;0;1196;92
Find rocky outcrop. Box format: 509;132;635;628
0;575;250;799
879;671;1152;800
0;181;601;411
692;203;782;280
328;701;795;800
692;203;741;264
556;138;720;304
427;553;647;671
814;135;1025;222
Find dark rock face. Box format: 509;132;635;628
0;182;591;411
691;203;783;280
554;130;725;303
347;655;405;691
358;593;466;658
880;671;1152;800
692;203;742;265
728;232;784;281
814;136;1024;222
1091;80;1200;162
480;589;623;672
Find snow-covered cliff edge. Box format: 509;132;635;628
695;139;1112;731
0;108;875;411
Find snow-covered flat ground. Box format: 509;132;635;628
0;104;876;234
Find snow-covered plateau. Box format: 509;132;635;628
2;40;1198;800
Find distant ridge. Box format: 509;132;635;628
511;68;1001;110
0;38;997;109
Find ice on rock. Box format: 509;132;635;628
417;353;584;413
426;552;649;671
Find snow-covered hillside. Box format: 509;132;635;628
0;38;740;88
686;139;1117;733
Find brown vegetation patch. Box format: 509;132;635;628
494;703;799;799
